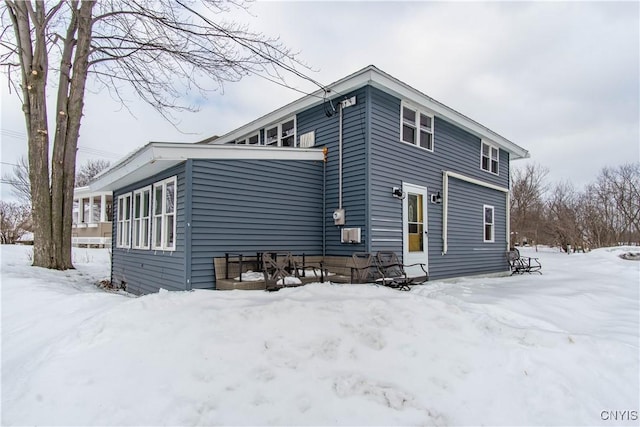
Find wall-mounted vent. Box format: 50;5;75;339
341;227;361;244
299;131;315;148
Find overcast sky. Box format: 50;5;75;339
1;1;638;201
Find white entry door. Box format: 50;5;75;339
402;183;429;276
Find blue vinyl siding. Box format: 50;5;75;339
368;86;510;279
189;159;323;290
296;87;368;255
111;163;187;295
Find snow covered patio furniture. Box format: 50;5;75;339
262;251;327;291
375;251;429;291
506;248;542;275
262;251;301;291
350;252;428;291
350;253;380;284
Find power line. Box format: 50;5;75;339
0;161;20;167
1;129;27;139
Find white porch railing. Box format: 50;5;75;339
72;237;112;247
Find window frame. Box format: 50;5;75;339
481;141;500;175
483;204;495;243
132;186;151;250
151;176;177;251
264;116;297;147
236;132;260;145
400;101;434;152
116;193;132;248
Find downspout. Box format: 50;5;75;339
442;171;449;255
338;102;343;210
322;147;327;257
506;191;511;250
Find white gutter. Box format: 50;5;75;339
442;170;510;255
210;65;529;160
89;142;324;192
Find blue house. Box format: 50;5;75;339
90;65;529;295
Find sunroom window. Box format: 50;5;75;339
132;187;151;249
152;177;176;251
401;103;433;151
116;193;132;248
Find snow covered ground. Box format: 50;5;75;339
1;245;638;426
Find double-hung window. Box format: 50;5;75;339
132;187;151;249
152;177;177;251
483;205;495;242
116;193;132;248
481;141;499;174
265;117;296;147
401;103;434;151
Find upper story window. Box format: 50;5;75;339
152;176;177;251
265;117;296;147
483;205;495;242
116;193;132;248
236;133;260;145
132;187;151;249
401;103;434;151
481;141;499;175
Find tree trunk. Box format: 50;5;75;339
61;1;95;268
9;1;55;268
8;0;94;270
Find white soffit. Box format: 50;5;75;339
213;66;530;160
89;143;324;192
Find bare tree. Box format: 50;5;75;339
601;163;640;243
0;201;32;244
1;0;307;269
75;159;110;187
544;182;582;251
1;156;31;205
510;163;548;247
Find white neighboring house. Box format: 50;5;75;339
72;187;112;248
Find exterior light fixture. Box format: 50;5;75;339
431;191;442;204
392;187;405;199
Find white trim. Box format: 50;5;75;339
264;116;296;147
481;140;499;175
400;101;434;152
132;186;151;250
442;170;509;254
483;205;495;243
116;193;132;248
402;182;429;274
90;66;528;193
89;143;324;192
235;132;260;145
151;176;177;251
210;66;529;160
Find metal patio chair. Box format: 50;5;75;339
375;251;428;291
262;251;302;291
506;248;542;275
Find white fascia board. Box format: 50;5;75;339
150;142;324;161
89;144;157;192
89;143;324;192
367;72;530;160
214;65;529;160
213;69;375;145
